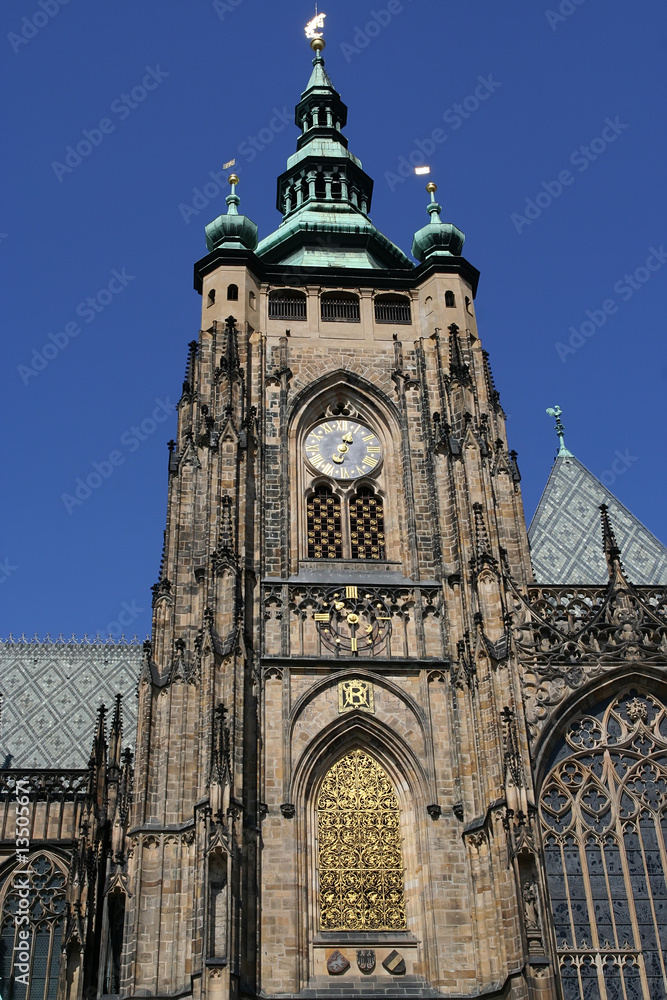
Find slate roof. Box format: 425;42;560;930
529;454;667;586
0;639;142;769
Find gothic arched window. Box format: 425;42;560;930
0;853;67;998
317;749;406;931
226;283;238;301
349;487;385;560
540;688;667;1000
445;290;455;308
307;486;342;559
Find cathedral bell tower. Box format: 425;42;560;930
121;32;559;1000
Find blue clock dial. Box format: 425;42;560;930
305;419;382;480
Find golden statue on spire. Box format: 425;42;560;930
305;9;326;50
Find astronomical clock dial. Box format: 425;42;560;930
305;419;382;480
314;586;392;655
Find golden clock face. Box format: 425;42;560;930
305;419;381;480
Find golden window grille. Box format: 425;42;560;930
317;749;406;930
350;488;385;560
540;688;667;1000
307;487;342;559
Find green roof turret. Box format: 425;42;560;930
205;174;258;252
411;182;465;262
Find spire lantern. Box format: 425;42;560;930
412;181;465;262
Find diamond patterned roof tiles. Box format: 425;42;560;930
529;454;667;585
0;640;142;768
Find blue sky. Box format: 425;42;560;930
1;0;666;641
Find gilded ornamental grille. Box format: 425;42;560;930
540;689;667;1000
350;488;385;560
317;749;406;930
307;487;342;559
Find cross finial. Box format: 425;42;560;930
545;405;573;457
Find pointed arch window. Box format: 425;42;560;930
0;853;67;999
307;486;342;559
349;487;385;560
317;749;406;930
540;688;667;1000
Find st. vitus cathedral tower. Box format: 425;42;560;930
120;35;548;999
107;33;667;1000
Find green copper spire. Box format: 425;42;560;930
411;182;465;262
546;405;574;458
255;36;412;270
205;173;258;252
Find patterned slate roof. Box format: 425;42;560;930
529;454;667;585
0;639;142;769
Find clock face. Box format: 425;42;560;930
305;419;382;480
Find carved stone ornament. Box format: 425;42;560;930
383;950;406;975
280;802;295;818
357;949;376;973
327;950;350;975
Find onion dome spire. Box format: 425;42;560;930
205;174;258;252
412;182;465;262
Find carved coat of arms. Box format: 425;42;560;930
327;950;350;975
357;949;375;973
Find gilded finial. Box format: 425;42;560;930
225;174;240;216
305;10;326;52
424;180;442;222
546;405;573;457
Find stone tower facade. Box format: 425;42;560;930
4;34;667;1000
118;39;557;1000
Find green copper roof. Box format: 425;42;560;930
205;177;258;252
412;184;465;261
255;43;413;271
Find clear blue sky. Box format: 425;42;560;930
1;0;666;641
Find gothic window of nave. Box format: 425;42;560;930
316;749;406;931
540;687;667;1000
307;485;342;559
0;852;67;999
349;487;386;560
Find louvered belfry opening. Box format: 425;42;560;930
307;485;342;559
350;487;385;560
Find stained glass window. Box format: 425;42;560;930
0;853;67;1000
317;749;406;930
349;488;385;560
307;486;342;559
540;689;667;1000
